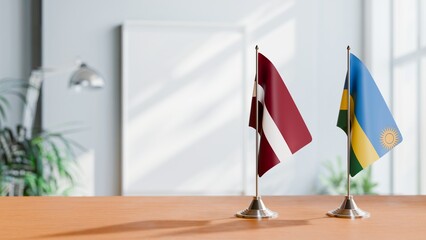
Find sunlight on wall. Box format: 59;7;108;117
40;0;370;196
393;0;417;58
122;0;362;196
241;0;294;30
393;62;419;194
366;0;426;195
257;20;295;68
173;32;243;79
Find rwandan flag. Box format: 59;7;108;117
337;53;402;177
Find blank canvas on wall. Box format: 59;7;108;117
121;21;247;195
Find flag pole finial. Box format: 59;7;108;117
347;45;351;51
255;45;259;50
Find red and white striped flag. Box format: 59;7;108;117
249;53;312;177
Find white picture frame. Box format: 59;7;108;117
121;21;248;195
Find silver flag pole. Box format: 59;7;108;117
236;45;277;219
255;45;259;199
327;46;369;219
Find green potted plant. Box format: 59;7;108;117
0;78;80;196
319;156;378;195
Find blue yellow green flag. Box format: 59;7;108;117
337;53;402;177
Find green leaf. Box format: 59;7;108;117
24;173;38;194
319;157;378;195
0;123;80;196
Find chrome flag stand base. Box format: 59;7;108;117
327;195;370;219
236;196;278;219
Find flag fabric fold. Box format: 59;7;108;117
249;53;312;177
337;53;402;177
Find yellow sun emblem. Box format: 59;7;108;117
380;128;399;150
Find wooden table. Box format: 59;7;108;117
0;196;425;239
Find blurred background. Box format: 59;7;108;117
0;0;424;196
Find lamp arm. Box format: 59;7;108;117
33;60;82;78
22;60;103;136
22;72;42;137
22;60;82;136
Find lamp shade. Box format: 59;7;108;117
69;63;104;89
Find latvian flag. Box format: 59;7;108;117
249;53;312;177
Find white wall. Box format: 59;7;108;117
365;0;426;195
0;0;32;127
42;0;363;195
